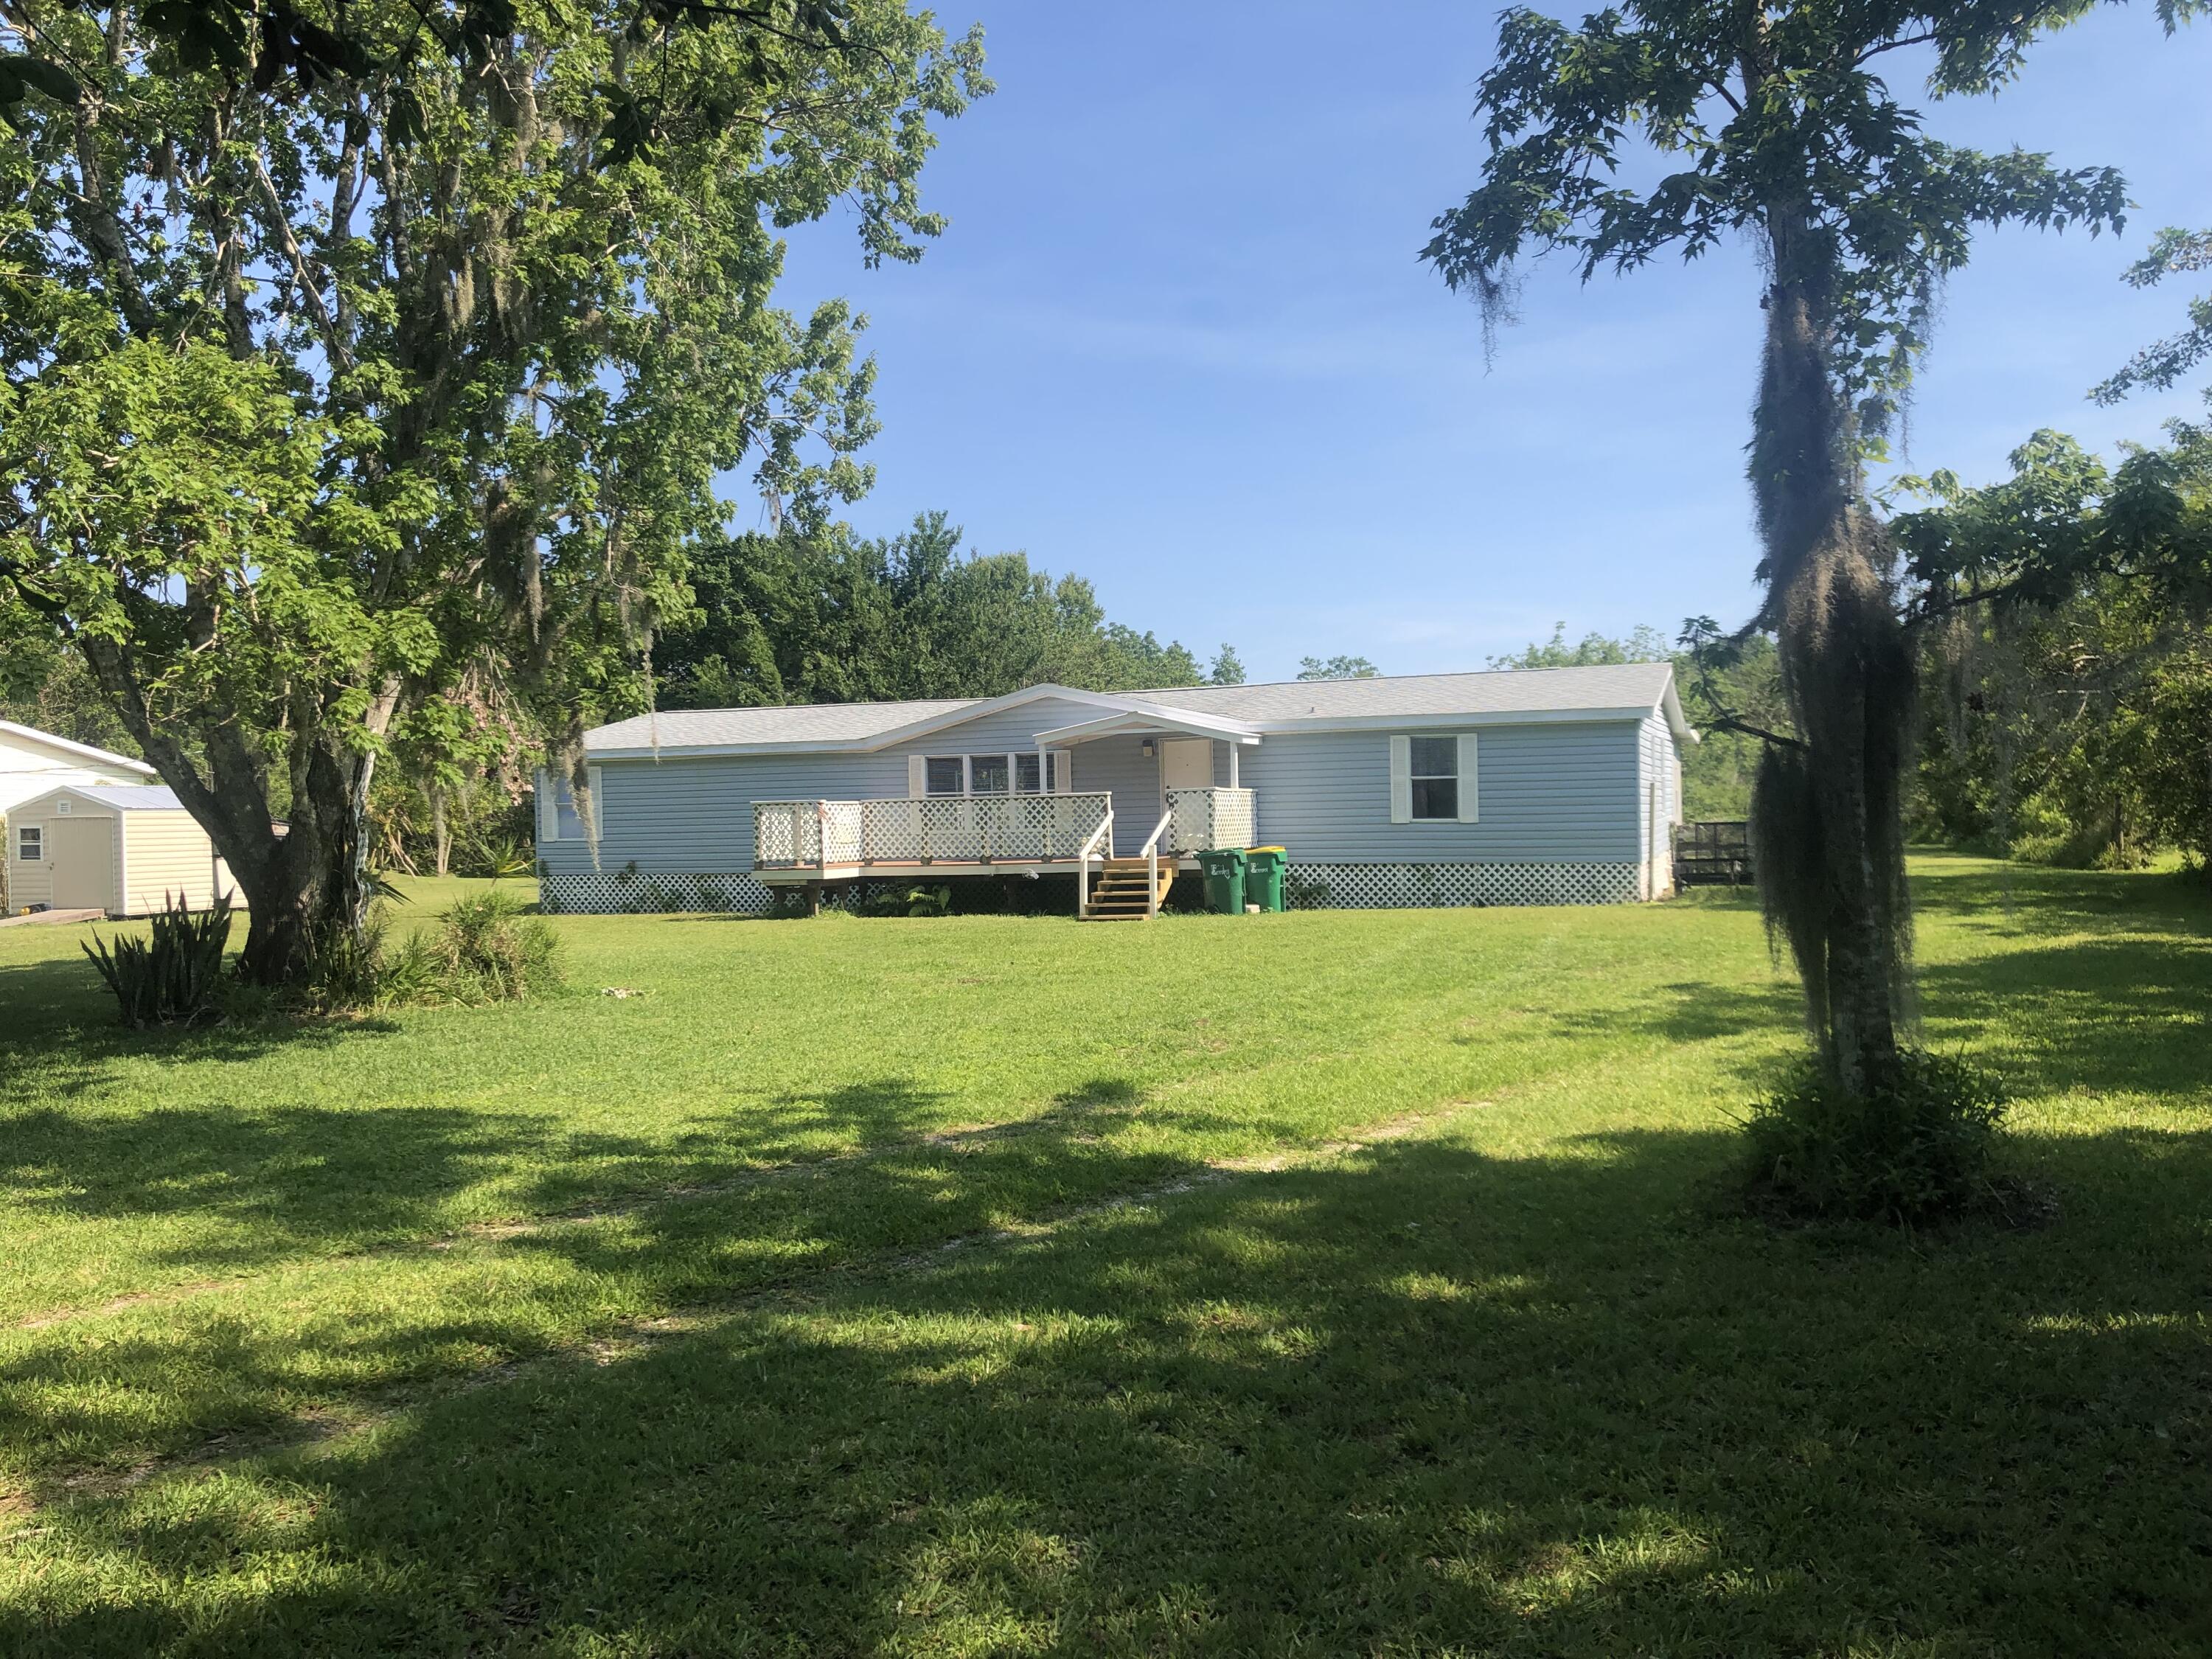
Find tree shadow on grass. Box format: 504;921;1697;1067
0;1102;550;1263
1911;858;2212;939
7;1122;2208;1658
0;956;396;1101
1915;936;2212;1102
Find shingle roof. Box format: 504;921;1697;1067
1121;664;1677;723
585;700;975;752
582;664;1683;754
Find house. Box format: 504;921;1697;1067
536;664;1694;917
0;719;156;812
6;784;247;917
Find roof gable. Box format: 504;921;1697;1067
0;720;156;776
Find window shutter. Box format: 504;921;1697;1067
1054;749;1074;793
908;754;927;798
1456;734;1480;822
1388;736;1411;824
536;770;557;842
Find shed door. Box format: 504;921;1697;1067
50;817;116;912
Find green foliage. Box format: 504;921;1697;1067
2093;226;2212;405
1422;0;2127;439
0;0;987;983
1892;422;2212;866
656;513;1211;706
1206;644;1247;686
1487;622;1671;669
2116;647;2212;869
0;608;140;759
1740;1049;2012;1225
81;894;234;1028
856;883;954;918
1295;655;1380;681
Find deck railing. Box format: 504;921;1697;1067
1166;787;1256;854
754;792;1115;869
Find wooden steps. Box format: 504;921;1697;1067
1082;857;1174;920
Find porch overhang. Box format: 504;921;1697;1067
1032;706;1262;747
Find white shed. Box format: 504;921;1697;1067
6;785;246;917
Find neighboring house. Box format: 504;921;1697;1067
538;664;1694;917
0;719;156;812
0;720;158;914
6;784;248;917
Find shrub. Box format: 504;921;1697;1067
856;883;953;918
427;889;563;1001
1739;1048;2011;1225
301;892;561;1012
302;905;392;1012
83;893;233;1027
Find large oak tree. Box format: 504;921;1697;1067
0;0;984;983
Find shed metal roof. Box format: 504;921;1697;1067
32;784;188;810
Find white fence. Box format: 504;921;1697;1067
756;787;1259;871
754;793;1114;868
1166;787;1255;855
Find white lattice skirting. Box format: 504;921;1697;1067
1285;862;1641;908
543;862;1641;914
540;872;777;915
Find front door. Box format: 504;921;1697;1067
50;817;116;912
1161;737;1211;796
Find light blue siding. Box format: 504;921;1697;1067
1065;735;1163;857
544;711;1648;876
1237;723;1642;863
540;750;908;875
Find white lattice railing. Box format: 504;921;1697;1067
753;793;1115;869
1166;787;1256;854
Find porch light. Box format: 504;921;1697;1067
1141;739;1155;759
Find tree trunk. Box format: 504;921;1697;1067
1750;221;1912;1092
434;785;452;878
75;637;395;990
226;734;380;987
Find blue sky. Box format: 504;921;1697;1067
771;2;2212;684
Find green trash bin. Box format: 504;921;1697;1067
1195;847;1248;915
1244;846;1287;913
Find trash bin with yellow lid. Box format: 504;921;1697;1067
1243;846;1287;913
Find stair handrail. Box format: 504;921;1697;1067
1140;808;1174;919
1077;810;1113;919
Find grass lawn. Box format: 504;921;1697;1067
0;855;2206;1655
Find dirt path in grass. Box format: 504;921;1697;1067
12;1093;1495;1517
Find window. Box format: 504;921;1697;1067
16;826;41;862
539;766;602;841
1391;734;1475;824
1409;737;1458;820
922;752;1065;797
